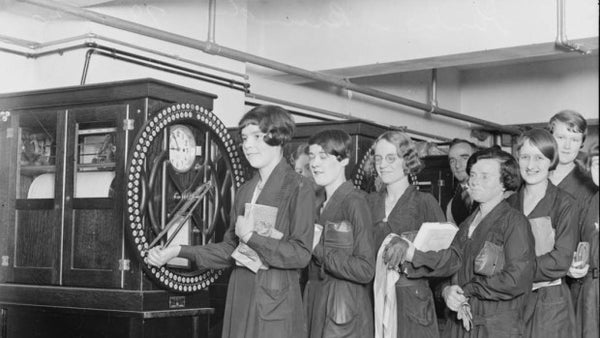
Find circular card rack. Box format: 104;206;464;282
125;103;245;292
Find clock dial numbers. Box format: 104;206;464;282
168;125;197;173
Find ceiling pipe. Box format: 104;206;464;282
427;68;438;118
0;32;247;79
246;92;450;141
20;0;520;135
0;40;249;91
207;0;216;44
556;0;592;55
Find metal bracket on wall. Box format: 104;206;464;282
123;119;134;131
118;259;130;271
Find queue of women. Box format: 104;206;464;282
146;106;598;338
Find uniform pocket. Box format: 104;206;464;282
324;282;358;336
324;220;354;250
480;310;522;337
474;241;505;277
400;283;435;326
256;271;292;322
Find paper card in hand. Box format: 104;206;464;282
529;216;555;257
231;243;264;273
573;241;590;268
412;222;458;252
245;203;279;236
231;203;280;273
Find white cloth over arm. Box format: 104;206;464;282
374;233;400;338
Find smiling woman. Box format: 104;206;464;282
508;128;578;338
368;130;461;338
146;105;315;338
303;129;375;338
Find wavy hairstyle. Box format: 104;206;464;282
374;130;423;175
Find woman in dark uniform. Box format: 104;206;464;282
570;143;599;338
507;128;577;338
443;147;535;337
548;111;597;303
368;130;461;338
303;129;375;338
146;105;315;338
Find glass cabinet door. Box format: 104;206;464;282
61;104;127;288
12;109;63;285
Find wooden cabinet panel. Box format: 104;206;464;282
0;79;231;337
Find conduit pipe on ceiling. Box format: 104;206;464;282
556;0;592;55
427;69;438;117
246;93;450;141
207;0;216;43
0;32;248;79
78;43;249;91
21;0;521;136
0;40;249;91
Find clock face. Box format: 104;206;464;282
169;125;197;173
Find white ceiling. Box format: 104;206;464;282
1;0;598;85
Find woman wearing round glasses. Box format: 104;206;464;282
507;128;578;338
368;130;461;337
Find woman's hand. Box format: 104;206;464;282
442;284;467;312
568;263;589;279
383;236;409;269
235;214;254;242
146;245;181;267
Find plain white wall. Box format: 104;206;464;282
460;56;599;124
246;0;598;70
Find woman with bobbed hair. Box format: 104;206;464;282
548;111;597;303
507;128;577;338
303;129;375;338
368;130;461;338
443;147;535;337
147;105;315;338
548;110;595;201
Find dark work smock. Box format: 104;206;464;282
574;191;599;338
304;181;375;338
445;201;535;338
556;165;597;301
178;159;315;338
507;182;577;338
557;165;596;210
368;185;461;338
